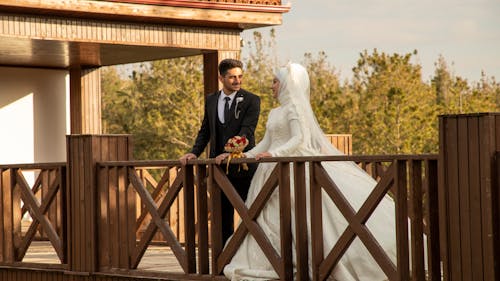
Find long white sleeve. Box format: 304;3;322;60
244;128;272;158
245;106;303;158
269;118;303;157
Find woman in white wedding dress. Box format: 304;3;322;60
219;63;397;281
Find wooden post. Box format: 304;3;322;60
66;134;133;274
0;168;20;263
69;66;102;134
439;113;500;281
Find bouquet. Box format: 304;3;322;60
224;135;249;174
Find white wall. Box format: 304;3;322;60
0;67;69;164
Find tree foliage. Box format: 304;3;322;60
101;30;500;159
348;49;437;154
102;57;204;160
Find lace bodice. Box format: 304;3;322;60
265;107;295;151
245;105;302;157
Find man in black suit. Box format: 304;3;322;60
179;58;260;244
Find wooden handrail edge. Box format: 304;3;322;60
97;154;439;166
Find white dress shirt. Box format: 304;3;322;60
218;90;237;123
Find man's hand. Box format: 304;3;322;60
179;153;197;165
255;152;272;160
215;153;231;165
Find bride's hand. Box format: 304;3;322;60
255;152;272;160
215;153;230;164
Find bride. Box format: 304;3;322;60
217;63;397;280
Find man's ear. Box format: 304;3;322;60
218;75;223;83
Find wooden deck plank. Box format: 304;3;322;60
23;240;184;273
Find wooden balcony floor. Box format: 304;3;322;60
24;240;184;272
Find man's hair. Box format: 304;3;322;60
218;59;243;76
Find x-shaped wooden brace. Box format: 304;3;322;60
312;161;397;281
213;164;288;277
135;168;171;231
128;167;188;271
15;169;63;262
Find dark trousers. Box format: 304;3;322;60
221;172;253;245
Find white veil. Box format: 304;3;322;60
274;62;344;157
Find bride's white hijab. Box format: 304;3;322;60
273;63;343;156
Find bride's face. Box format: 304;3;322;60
271;77;280;98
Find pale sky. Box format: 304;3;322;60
241;0;500;83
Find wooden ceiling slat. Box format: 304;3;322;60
0;13;240;68
0;0;287;68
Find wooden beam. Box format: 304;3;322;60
0;0;287;29
70;67;102;134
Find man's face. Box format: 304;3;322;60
219;67;243;93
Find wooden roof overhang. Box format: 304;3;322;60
0;0;290;68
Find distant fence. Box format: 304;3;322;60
325;134;352;155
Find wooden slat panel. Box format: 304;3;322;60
438;116;450;281
98;137;111;268
278;162;293;280
83;135;93;270
66;135;132;272
425;159;441;281
479;115;496;281
310;162;323;281
98;165;111;268
495;151;500;281
446;117;462;281
439;113;500;280
183;164;196;273
468;116;484;280
324;134;352;155
409;160;425;280
0;268;65;281
0;168;14;262
127;168;137;270
395;160;409;281
195;165;209;274
495;117;500;279
293;161;308;280
118;166;128;268
169;168;180;240
457;117;472;280
109;166;119;269
0;13;242;48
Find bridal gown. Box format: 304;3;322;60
223;105;397;281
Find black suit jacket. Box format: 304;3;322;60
190;88;261;159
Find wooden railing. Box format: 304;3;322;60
0;163;67;268
94;155;440;280
4;114;500;280
0;155;439;280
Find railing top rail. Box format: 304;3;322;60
0;162;67;169
97;154;438;167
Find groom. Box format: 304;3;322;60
179;58;260;244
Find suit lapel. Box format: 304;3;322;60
208;91;220;124
227;91;245;123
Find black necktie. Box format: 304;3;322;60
224;96;231;123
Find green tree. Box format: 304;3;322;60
350;49;438;154
102;56;204;160
302;51;345;135
101;66;134;133
432;56;499;114
101;32;500;159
